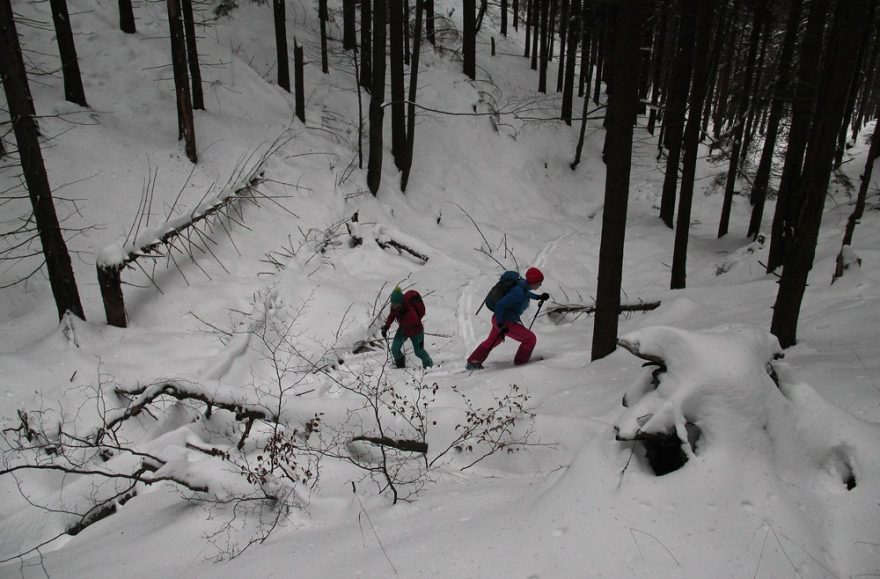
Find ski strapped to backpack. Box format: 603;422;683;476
484;271;520;312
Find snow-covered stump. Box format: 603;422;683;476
614;325;783;476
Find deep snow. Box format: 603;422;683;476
1;0;879;577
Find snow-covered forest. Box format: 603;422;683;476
1;0;880;577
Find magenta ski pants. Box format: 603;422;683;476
467;315;536;366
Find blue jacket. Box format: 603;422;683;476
493;279;541;325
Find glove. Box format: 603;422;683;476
381;325;389;338
539;292;550;301
497;323;509;335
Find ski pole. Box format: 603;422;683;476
528;299;545;330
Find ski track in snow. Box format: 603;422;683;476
458;279;478;350
533;234;564;269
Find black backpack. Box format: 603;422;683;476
484;271;520;312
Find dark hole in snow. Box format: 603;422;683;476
834;450;857;490
641;422;701;476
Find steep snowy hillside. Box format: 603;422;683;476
2;0;879;577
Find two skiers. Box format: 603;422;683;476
466;267;549;370
381;287;433;369
379;267;549;371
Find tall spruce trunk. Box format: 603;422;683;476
319;0;329;73
701;0;729;140
367;0;387;194
180;0;204;109
400;0;423;191
835;6;873;167
591;0;642;361
657;0;697;228
560;0;580;124
273;0;290;91
0;0;85;320
555;0;569;93
463;0;476;78
636;3;651;115
747;0;802;240
710;0;739;142
766;0;830;272
49;0;88;107
425;0;435;44
670;0;714;290
645;0;668;135
390;0;406;168
717;7;761;238
739;15;769;164
343;0;357;49
167;0;197;163
538;0;549;92
119;0;136;33
531;0;540;69
771;0;868;348
834;112;880;280
361;0;372;88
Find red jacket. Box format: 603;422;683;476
384;302;424;337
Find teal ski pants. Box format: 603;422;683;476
391;329;433;368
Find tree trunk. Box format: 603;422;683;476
273;0;290;91
49;0;88;107
740;15;769;164
401;0;423;192
591;0;642;361
361;0;372;88
118;0;136;33
591;7;602;103
766;0;830;273
501;0;508;35
343;0;357;49
425;0;435;44
834;112;880;280
319;0;329;73
555;0;569;93
717;7;760;238
524;0;532;57
670;0;714;290
367;0;387;194
748;0;802;240
560;0;580;124
710;0;739;142
771;0;868;348
404;0;410;64
531;0;540;69
167;0;197;163
658;0;697;229
538;0;548;92
294;40;305;122
645;0;668;135
0;0;85;321
701;0;729;141
390;0;407;168
835;9;872;167
853;20;880;139
636;2;651;115
463;0;476;79
180;0;204;109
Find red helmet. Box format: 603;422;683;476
525;267;544;285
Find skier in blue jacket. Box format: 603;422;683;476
466;267;549;370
